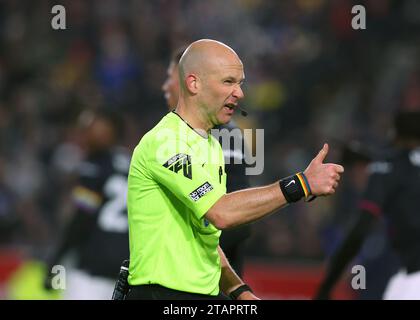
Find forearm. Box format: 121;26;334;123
207;144;344;230
208;182;286;229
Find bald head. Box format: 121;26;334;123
178;39;243;91
174;39;245;130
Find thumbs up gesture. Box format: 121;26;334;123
304;144;344;196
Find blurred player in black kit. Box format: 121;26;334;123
45;109;130;299
162;47;251;276
315;108;420;300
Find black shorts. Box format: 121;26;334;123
126;284;230;300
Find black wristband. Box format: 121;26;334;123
279;174;305;203
229;284;253;300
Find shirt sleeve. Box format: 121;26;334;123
146;137;226;220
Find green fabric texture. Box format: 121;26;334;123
127;112;226;295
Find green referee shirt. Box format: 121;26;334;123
127;111;227;295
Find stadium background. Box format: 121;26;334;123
0;0;419;299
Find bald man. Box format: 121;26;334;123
163;46;252;279
126;39;344;300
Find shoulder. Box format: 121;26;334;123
133;114;191;166
133;117;172;155
139;113;187;147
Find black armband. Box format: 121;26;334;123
279;172;312;203
229;284;253;300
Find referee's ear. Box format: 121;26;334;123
185;73;199;95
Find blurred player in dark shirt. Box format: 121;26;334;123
315;109;420;300
45;109;130;299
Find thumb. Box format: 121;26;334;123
314;143;329;163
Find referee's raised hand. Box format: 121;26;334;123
304;143;344;196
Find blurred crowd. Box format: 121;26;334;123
0;0;419;283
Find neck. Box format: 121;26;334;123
174;99;213;133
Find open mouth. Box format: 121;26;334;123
224;103;237;110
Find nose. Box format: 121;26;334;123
233;85;244;100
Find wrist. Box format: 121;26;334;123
228;284;253;300
279;172;312;203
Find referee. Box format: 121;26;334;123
126;39;344;300
162;46;252;278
